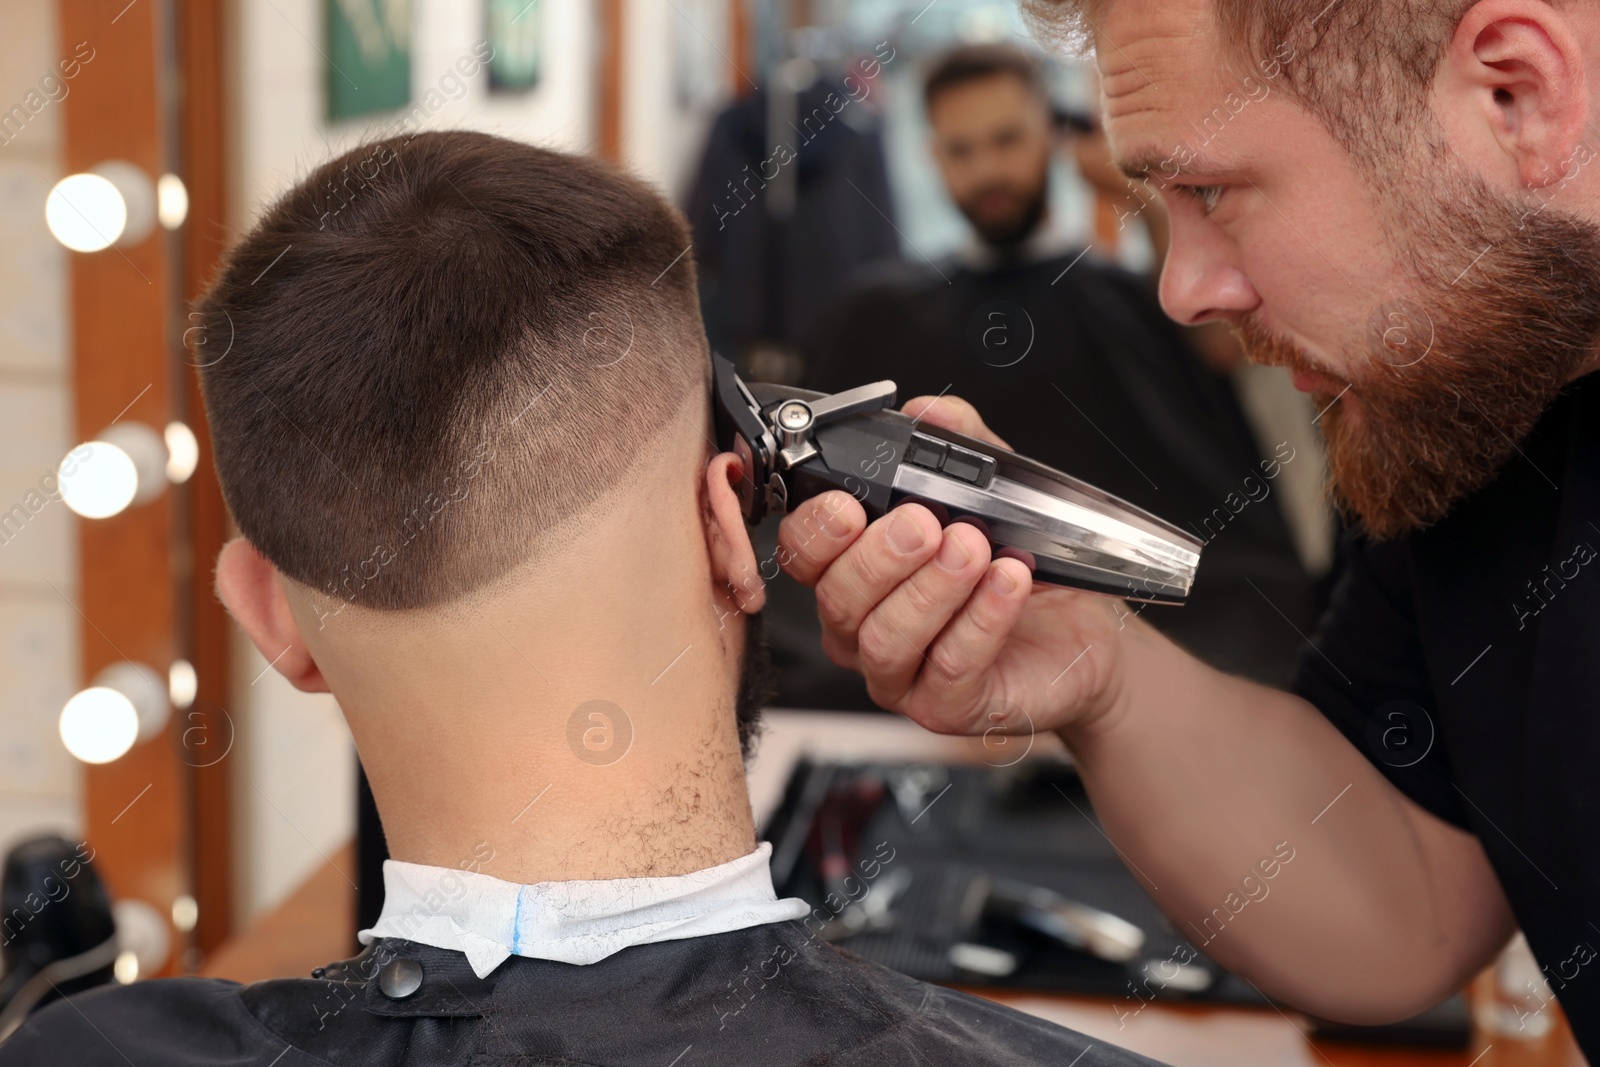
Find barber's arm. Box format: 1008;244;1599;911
776;394;1515;1025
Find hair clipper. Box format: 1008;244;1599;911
712;353;1202;604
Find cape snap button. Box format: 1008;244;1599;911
379;957;424;999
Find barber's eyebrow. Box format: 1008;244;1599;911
1117;151;1170;182
1115;146;1226;184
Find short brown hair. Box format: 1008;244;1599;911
1023;0;1476;155
195;130;710;611
922;43;1048;112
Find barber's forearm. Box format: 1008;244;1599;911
1059;615;1486;1021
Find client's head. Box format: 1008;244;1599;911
200;130;779;879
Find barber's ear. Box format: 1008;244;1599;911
704;453;766;615
1441;0;1588;188
214;538;330;693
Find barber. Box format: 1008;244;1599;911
777;0;1600;1054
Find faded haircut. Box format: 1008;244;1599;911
194;129;711;611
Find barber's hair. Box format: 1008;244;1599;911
1023;0;1475;156
922;43;1049;112
194;129;711;611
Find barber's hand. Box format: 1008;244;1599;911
776;395;1129;740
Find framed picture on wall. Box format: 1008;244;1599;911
326;0;412;121
486;0;543;94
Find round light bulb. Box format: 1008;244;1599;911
99;422;168;505
112;898;170;979
156;173;188;229
90;162;157;247
169;659;198;709
59;686;140;764
45;173;127;252
95;661;169;742
164;421;199;483
171;894;198;933
58;440;138;519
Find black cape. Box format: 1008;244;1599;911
0;926;1170;1066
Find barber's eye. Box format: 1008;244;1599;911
1181;184;1225;214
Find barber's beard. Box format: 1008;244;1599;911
960;173;1049;249
1235;166;1600;540
734;609;779;762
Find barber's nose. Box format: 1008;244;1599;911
1158;222;1259;326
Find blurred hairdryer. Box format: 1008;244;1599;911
0;835;117;1042
711;353;1202;604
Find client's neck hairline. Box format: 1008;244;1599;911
295;543;760;883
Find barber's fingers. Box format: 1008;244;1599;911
901;395;1014;451
902;559;1036;726
807;503;946;665
774;397;1006;590
776;491;869;588
851;521;998;713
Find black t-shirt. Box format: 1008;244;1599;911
1295;370;1600;1054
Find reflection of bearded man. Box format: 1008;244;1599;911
1235;145;1600;540
956;170;1050;249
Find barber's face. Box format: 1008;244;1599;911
1098;0;1600;538
929;75;1053;247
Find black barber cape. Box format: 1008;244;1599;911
1295;370;1600;1056
799;251;1324;689
0;927;1169;1066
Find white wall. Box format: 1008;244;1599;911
229;628;357;928
225;0;633;925
0;0;83;860
230;0;599;227
620;0;726;200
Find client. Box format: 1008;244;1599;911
0;130;1163;1067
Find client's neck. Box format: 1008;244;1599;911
323;535;758;885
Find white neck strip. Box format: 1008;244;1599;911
357;842;810;979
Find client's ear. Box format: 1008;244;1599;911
703;453;766;614
214;538;331;693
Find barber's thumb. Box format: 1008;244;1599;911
901;395;1014;451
